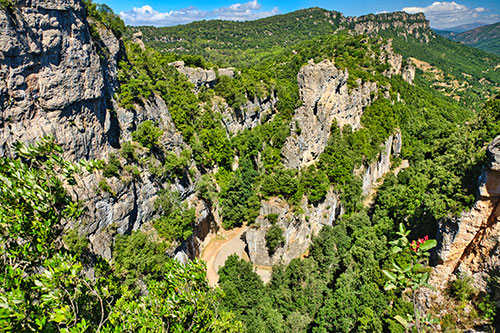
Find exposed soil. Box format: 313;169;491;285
201;225;273;286
201;226;248;286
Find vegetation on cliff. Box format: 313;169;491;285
0;138;241;332
3;0;500;331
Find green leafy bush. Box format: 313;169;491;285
448;273;475;302
98;179;115;196
131;120;163;150
120;141;137;161
113;231;169;288
103;153;121;178
0;0;12;10
63;228;89;257
265;225;285;255
153;190;195;241
266;213;279;224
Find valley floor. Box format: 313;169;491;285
201;225;272;285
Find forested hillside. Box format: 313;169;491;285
2;0;500;332
131;8;500;111
448;21;500;56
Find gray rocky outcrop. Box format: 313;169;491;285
379;40;415;83
170;61;234;89
245;191;342;266
358;131;401;197
282;39;412;170
282;59;377;169
0;0;119;160
217;93;277;135
131;30;145;50
347;12;433;43
68;94;188;259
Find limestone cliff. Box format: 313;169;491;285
358;130;402;197
245;191;342;266
282;41;412;170
0;0;119;160
217;93;278;135
0;1;211;260
346;12;433;43
169;60;235;89
282;59;377;169
431;135;500;290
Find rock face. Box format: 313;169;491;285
218;94;278;135
347;12;433;43
282;39;412;170
131;31;145;50
379;40;416;83
0;0;119;160
358;133;398;197
170;61;234;89
431;135;500;290
245;191;342;266
69;94;188;259
282;59;377;169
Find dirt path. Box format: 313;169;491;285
201;226;248;286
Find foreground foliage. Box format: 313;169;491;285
0;138;241;332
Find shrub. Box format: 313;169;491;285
153;190;195;241
103;153;121;178
113;231;169;288
121;141;137;161
0;0;12;10
266;225;285;255
195;174;217;206
448;273;475;302
132;121;163;150
63;228;89;257
98;179;115;196
266;213;279;224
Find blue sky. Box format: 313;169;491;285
103;0;500;29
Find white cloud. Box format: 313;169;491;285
402;1;498;29
120;0;280;26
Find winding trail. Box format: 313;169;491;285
201;226;248;286
201;225;272;286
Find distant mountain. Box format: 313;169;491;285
128;8;500;109
126;8;432;67
445;22;487;33
448;21;500;56
433;29;455;38
433;23;487;38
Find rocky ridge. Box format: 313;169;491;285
346;12;433;43
431;135;500;290
0;0;118;160
169;60;235;89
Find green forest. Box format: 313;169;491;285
2;0;500;332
